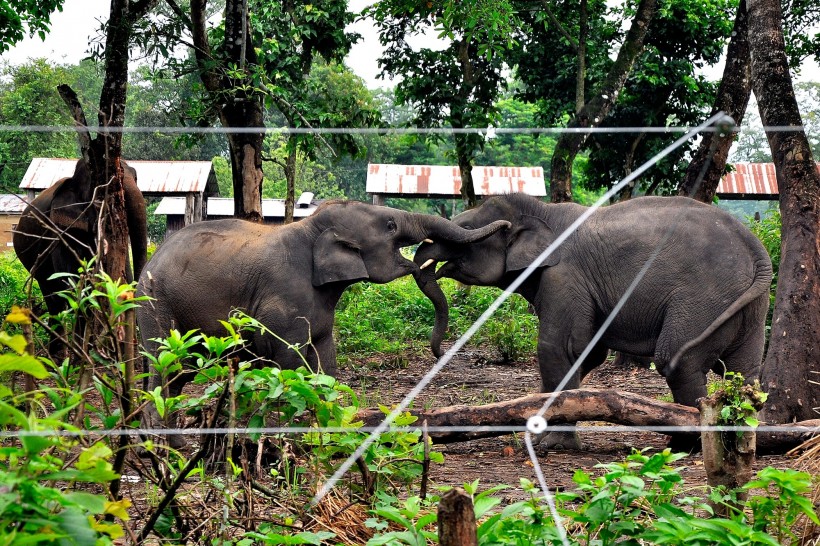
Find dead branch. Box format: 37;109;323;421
356;389;819;454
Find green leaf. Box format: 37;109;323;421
0;353;48;378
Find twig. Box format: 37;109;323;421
137;378;232;542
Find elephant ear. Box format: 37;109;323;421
506;214;561;272
49;177;92;232
312;229;369;286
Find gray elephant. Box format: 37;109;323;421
136;200;509;440
14;158;148;355
413;193;773;449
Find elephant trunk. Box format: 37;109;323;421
411;213;509;245
404;214;508;358
413;266;448;358
412;240;452;358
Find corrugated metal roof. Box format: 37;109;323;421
19;158;219;195
366;164;547;197
717;163;782;197
0;194;28;214
155;196;320;219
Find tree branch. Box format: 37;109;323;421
56;84;92;164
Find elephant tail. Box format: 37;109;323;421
666;255;773;375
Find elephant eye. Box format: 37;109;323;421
387;219;397;233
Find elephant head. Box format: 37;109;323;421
13;158;148;353
307;200;511;288
412;195;560;356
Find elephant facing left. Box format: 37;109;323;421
136;200;510;444
13;158;148;354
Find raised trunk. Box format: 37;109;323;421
748;0;820;423
410;217;511;357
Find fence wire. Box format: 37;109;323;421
1;117;816;542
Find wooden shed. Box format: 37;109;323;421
0;194;28;250
366;164;547;204
18;158;221;223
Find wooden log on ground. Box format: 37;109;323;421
356;389;820;454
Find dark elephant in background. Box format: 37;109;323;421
136;200;510;439
13;158;148;352
413;193;773;449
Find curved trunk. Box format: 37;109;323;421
413;267;449;358
405;215;509;358
414;214;509;244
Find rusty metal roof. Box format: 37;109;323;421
366;164;547;197
0;194;27;213
19;158;220;196
717;163;782;199
155;195;320;219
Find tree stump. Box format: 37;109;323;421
438;488;477;546
699;381;766;516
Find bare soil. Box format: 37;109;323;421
337;342;805;497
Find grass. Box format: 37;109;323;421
335;276;538;364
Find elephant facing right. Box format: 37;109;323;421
413;194;774;450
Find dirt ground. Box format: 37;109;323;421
337;342;806;498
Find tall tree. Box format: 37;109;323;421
545;0;656;203
159;0;361;222
0;0;64;52
677;0;752;202
368;0;508;208
748;0;820;423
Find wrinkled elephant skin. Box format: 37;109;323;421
137;200;509;445
413;194;773;450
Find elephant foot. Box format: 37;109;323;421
533;430;583;451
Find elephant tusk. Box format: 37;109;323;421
423;238;434;244
420;258;436;270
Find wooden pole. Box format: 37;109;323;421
438;488;477;546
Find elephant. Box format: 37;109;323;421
412;193;773;450
136;200;510;442
13;158;148;354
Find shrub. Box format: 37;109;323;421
0;251;40;317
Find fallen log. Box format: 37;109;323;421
356;389;819;454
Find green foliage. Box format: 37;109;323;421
747;208;781;340
335;276;538;362
363;450;819;546
0;309;130;544
0;0;65;52
710;372;768;431
0;251;40;317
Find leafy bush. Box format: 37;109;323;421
364;449;819;545
0;251;41;317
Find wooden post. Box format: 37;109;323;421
438;488;477;546
700;390;760;516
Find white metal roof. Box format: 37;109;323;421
155;196;320;219
366;164;547;197
0;194;28;214
19;158;219;195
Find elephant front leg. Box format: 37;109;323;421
533;338;607;451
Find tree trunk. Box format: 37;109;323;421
455;132;477;209
549;0;657;203
678;0;752;202
191;0;265;223
748;0;820;424
284;137;297;224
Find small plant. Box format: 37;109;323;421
712;371;768;432
0;310;131;544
